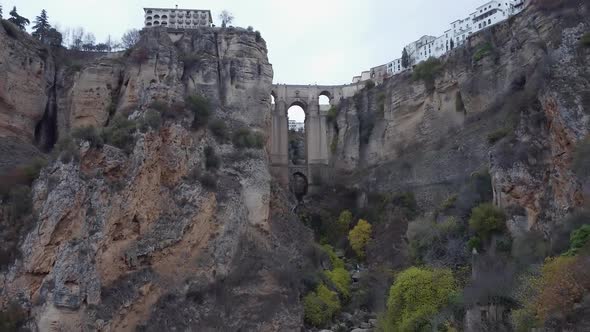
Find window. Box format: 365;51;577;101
488;19;491;24
479;23;482;28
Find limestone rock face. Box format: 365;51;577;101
0;22;55;141
1;27;313;331
330;2;589;231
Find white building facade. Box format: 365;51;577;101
289;120;304;132
144;7;213;29
352;0;526;83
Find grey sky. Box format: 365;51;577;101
13;0;484;86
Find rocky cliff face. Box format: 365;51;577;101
0;26;314;331
329;1;589;234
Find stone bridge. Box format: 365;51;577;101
269;83;364;191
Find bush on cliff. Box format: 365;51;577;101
101;115;138;153
469;203;506;242
303;284;341;327
413;58;443;92
72;126;104;148
581;33;590;48
232;127;264;149
379;267;456;332
204;146;220;171
209;119;228;141
54;136;80;164
186;95;211;129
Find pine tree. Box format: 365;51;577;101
32;9;51;42
0;4;3;20
401;47;410;69
8;7;30;31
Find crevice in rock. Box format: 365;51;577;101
34;66;58;152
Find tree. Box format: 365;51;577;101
0;4;3;19
219;10;234;28
121;29;140;49
46;28;63;47
8;7;30;31
335;210;353;235
32;9;51;42
401;47;410;69
468;203;506;242
70;27;85;50
348;219;372;258
381;267;456;331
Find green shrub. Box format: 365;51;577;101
54;136;80;164
199;172;217;190
303;284;341;327
149;101;169;113
412;58;443;92
141;109;162;131
563;224;590;256
72;126;104;148
255;31;262;42
5;185;32;224
487;127;511;144
348;219;372;259
321;244;345;269
325;267;351;300
473;43;494;62
381;267;456;332
377;92;386;115
186;95;211;129
467;236;482;251
581;33;590;48
204;146;220;171
232;127;265;149
335;210;352;236
469;203;506;241
326;106;338;123
102;115;138;153
209;119;228;141
364;80;375;90
572;136;590;180
1;20;21;39
440;194;458;211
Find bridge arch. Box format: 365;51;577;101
269;83;365;192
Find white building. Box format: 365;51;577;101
144;7;212;29
351;0;526;83
289;120;304;132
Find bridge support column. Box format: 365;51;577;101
270;100;289;187
306;103;330;192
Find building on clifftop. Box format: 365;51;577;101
144;6;213;29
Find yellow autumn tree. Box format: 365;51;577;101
348;219;372;258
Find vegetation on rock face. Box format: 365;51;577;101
326;105;338;123
412;58;443;92
232;127;265;149
186;95;211;129
364;80;376;90
303;284;341;327
348;219;372;259
473;43;494;62
380;267;456;332
72;126;104;148
468;203;506;242
209;119;228;141
581;33;590;48
563;225;590;257
102;115;138;153
204;146;220;171
487;127;512;144
325;267;352;301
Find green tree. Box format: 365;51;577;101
348;219;372;258
468;203;506;241
335;210;353;236
303;284;341;327
46;28;63;47
401;47;410;69
32;9;51;42
8;7;30;31
381;267;456;331
0;5;3;19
